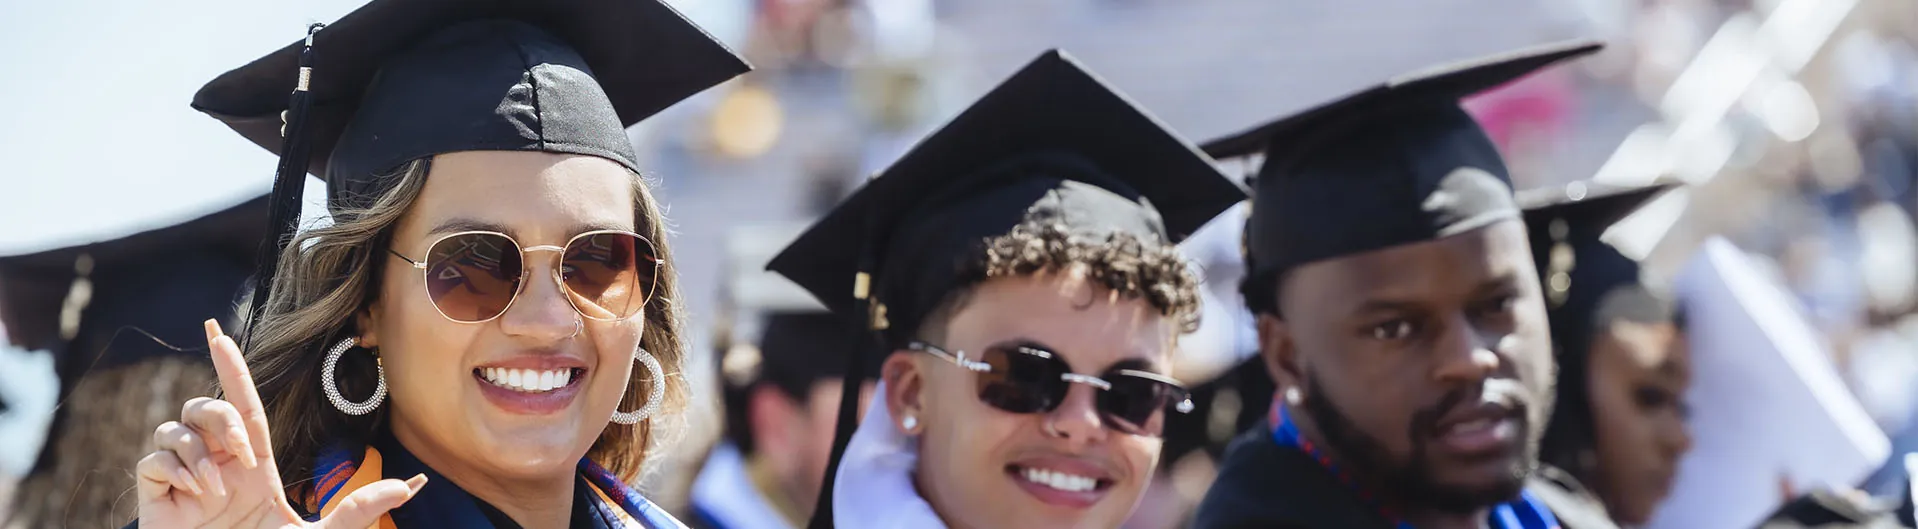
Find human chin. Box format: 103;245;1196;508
1408;422;1532;511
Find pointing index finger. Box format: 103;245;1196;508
205;319;270;467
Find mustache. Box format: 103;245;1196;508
1409;378;1533;436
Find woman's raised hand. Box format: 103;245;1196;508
136;320;425;528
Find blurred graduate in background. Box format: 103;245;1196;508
690;225;879;529
1520;181;1691;526
0;192;267;527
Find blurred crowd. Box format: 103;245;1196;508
2;0;1916;528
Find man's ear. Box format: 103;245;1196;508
882;352;925;434
1257;314;1304;398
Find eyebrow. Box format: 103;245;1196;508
1349;298;1427;318
1468;271;1527;297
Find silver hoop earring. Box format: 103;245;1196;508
609;347;665;425
323;337;387;416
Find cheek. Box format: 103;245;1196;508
584;321;644;402
1315;356;1421;433
924;376;1021;458
590;320;644;367
1113;435;1162;479
1587;382;1652;460
376;282;481;397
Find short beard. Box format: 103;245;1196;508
1299;370;1534;514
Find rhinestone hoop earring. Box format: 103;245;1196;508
609;347;666;425
322;337;387;415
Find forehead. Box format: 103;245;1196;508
401;151;637;240
941;270;1175;371
1596;321;1689;376
1281;220;1534;313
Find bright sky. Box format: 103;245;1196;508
0;0;750;256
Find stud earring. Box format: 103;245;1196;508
1283;386;1303;406
901;414;918;432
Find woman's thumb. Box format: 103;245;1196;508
313;474;426;529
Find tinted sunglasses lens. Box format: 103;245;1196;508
975;346;1068;414
423;233;523;322
1098;375;1184;437
560;232;656;320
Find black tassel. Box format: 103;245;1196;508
242;23;325;351
807;209;883;529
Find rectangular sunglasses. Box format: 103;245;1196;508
388;230;662;323
909;341;1195;437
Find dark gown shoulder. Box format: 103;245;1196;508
1524;465;1619;529
1192;423;1397;529
1195;422;1627;529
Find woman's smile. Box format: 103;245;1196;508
471;352;591;415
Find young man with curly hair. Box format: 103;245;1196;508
767;50;1243;529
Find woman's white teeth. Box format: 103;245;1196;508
481;368;573;392
1020;467;1098;493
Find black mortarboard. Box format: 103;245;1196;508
1521;181;1676;476
767;50;1244;345
191;0;750;344
1207;40;1602;296
0;194;267;390
767;50;1244;527
1518;181;1677;360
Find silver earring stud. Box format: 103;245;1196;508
1283;386;1303;406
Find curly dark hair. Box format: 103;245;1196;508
930;219;1202;337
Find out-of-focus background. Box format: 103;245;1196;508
2;0;1915;527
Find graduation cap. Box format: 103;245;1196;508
766;50;1244;527
768;50;1244;343
1516;181;1677;474
1646;238;1891;529
190;0;750;345
0;195;267;361
1203;40;1602;310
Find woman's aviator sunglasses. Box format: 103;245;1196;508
389;230;662;323
909;341;1194;437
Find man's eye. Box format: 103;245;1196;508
1370;320;1415;341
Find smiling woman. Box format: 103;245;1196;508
127;0;748;528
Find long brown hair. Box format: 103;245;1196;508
236;158;689;495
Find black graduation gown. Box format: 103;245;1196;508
1192;423;1619;529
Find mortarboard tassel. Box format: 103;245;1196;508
242;23;325;351
808;213;883;529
